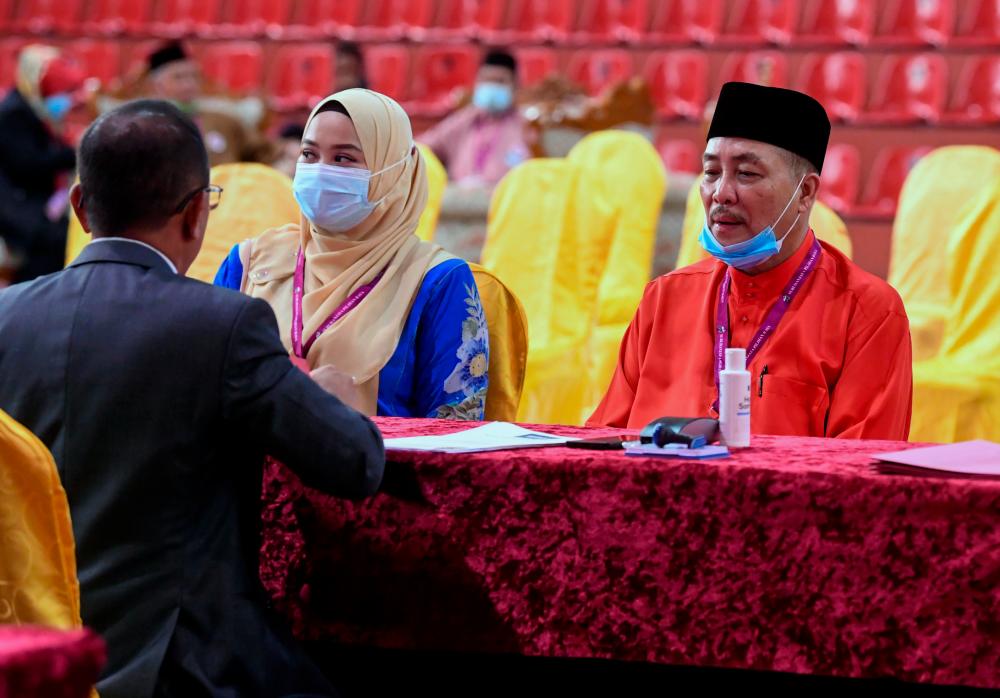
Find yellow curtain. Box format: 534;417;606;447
0;410;81;630
675;175;854;269
910;172;1000;442
415;143;446;242
481;158;615;424
469;263;529;421
889;146;1000;361
566;131;667;420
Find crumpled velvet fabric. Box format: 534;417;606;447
260;418;1000;689
0;626;105;698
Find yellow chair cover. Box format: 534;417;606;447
889;146;1000;361
468;263;529;421
482;158;615;424
910;171;1000;442
675;174;854;269
0;410;81;629
416;143;446;242
566;131;667;419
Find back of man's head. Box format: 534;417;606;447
78;99;208;237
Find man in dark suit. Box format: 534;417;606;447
0;100;384;697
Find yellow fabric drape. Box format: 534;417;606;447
482;158;615;424
187;163;300;283
415;143;446;242
889;146;1000;361
910;169;1000;442
469;263;528;421
566;131;667;420
0;410;81;630
675;174;853;269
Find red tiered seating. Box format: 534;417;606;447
872;0;955;46
572;0;650;44
719;0;799;46
82;0;152;36
150;0;223;38
656;136;703;175
11;0;83;35
645;51;708;120
794;0;875;45
856;146;933;216
647;0;723;45
796;52;867;122
216;0;293;39
67;39;122;86
819;143;861;214
0;39;27;90
409;45;480;116
364;44;411;102
950;0;1000;46
354;0;435;42
864;53;946;124
200;42;263;94
495;0;576;43
718;51;789;88
267;44;333;111
426;0;506;41
286;0;363;40
942;55;1000;125
0;0;12;31
514;47;558;88
568;49;635;97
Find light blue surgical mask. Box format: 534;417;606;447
293;152;410;233
698;175;805;270
43;93;73;121
473;82;513;113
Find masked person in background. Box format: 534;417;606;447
419;49;530;187
0;45;87;283
214;89;489;420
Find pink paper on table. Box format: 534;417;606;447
873;440;1000;478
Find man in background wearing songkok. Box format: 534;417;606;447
590;82;912;439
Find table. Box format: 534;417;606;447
259;418;1000;690
0;626;105;698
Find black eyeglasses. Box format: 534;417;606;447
173;184;223;214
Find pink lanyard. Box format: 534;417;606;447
712;238;822;412
291;248;385;359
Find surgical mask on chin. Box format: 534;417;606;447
698;175;806;270
293;152;410;233
472;82;513;113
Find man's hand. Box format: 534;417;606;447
310;364;365;413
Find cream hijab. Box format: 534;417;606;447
245;89;442;414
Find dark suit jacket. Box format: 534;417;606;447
0;239;385;698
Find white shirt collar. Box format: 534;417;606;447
88;237;178;274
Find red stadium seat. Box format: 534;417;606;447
0;0;13;31
567;49;634;97
794;0;874;45
81;0;152;36
495;0;576;43
718;51;789;88
942;55;1000;125
796;52;867;122
645;51;708;120
67;39;122;87
856;146;933;216
150;0;223;38
656;136;703;175
647;0;723;44
364;44;411;102
819;143;861;214
200;42;263;94
950;0;1000;46
267;44;333;111
719;0;799;46
572;0;650;44
409;45;480;116
864;53;946;124
0;39;28;90
514;48;558;88
216;0;293;39
426;0;507;41
11;0;83;34
872;0;954;46
354;0;435;41
283;0;362;39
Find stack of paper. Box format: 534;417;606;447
872;440;1000;478
384;422;576;454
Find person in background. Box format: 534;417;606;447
270;122;305;179
334;41;369;91
146;40;261;167
419;49;530;188
0;45;87;283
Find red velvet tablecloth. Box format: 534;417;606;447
0;626;105;698
259;418;1000;689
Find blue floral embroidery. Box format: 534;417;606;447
437;284;489;420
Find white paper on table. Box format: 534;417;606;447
872;440;1000;478
383;422;577;454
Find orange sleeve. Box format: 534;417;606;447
827;296;913;440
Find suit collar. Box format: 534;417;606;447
69;238;178;275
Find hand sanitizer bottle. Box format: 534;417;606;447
719;348;751;448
